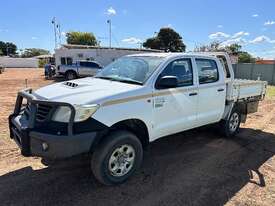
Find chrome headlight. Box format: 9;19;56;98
52;104;99;123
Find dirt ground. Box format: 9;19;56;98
0;69;275;206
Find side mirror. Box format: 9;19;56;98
157;76;178;89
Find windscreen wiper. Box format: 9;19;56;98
115;79;143;85
95;76;114;80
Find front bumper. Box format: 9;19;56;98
8;88;106;159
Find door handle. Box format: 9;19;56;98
189;92;198;96
217;88;225;92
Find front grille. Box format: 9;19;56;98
36;104;53;122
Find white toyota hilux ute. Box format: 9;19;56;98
9;52;267;185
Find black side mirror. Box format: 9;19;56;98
157;76;178;89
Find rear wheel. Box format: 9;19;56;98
91;130;143;185
65;71;77;80
220;108;241;137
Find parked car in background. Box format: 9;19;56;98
57;60;102;80
0;64;5;74
9;52;267;185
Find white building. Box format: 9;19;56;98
55;44;161;67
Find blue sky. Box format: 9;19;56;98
0;0;275;58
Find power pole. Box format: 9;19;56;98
107;19;112;48
51;17;57;49
57;22;61;46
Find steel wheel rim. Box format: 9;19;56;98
67;73;74;80
108;144;136;177
229;112;239;132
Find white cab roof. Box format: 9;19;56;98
127;52;221;59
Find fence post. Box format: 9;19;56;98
250;63;255;80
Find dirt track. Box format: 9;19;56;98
0;69;275;206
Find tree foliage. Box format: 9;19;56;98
238;52;255;63
194;41;222;52
194;42;255;63
143;28;186;52
226;44;242;54
66;31;98;46
0;41;17;56
21;48;50;58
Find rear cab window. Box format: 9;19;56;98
217;55;231;78
195;58;219;84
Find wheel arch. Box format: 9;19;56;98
90;118;150;152
65;69;77;76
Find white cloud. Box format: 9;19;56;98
250;35;275;44
209;32;230;39
264;20;275;26
220;37;247;47
106;7;116;15
122;37;142;44
31;36;38;40
252;14;259;17
231;31;250;39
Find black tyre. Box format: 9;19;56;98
220;108;241;137
65;71;77;80
91;130;143;185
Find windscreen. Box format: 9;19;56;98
95;56;165;84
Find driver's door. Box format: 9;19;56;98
152;58;198;140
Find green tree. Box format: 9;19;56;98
66;31;98;46
225;43;242;54
21;48;50;58
0;41;17;56
143;28;186;52
238;52;255;63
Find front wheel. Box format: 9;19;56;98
65;71;77;80
220;108;241;137
91;130;143;185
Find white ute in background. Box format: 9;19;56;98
9;52;267;185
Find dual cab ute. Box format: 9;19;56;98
57;60;102;80
9;52;267;185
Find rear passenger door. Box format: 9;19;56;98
195;58;226;126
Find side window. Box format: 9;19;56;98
61;57;66;65
91;62;100;68
66;57;73;65
196;59;219;84
87;62;99;68
159;58;193;87
61;57;73;65
80;61;86;67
